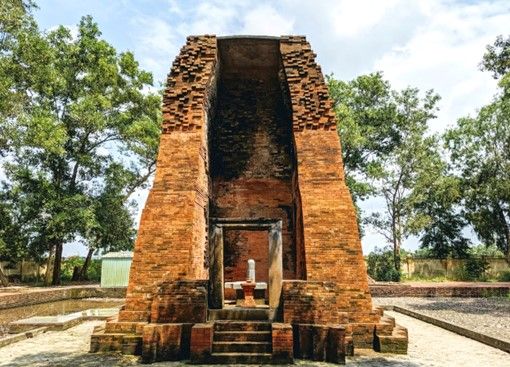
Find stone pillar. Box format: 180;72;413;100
312;325;329;361
272;323;294;364
247;259;256;282
327;325;346;364
141;324;183;363
189;323;213;363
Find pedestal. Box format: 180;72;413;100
240;281;257;308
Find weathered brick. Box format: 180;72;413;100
91;34;408;362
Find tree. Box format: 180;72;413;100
0;0;37;152
481;35;510;81
414;173;470;259
444;35;510;264
367;131;441;272
0;14;160;285
328;73;441;271
0;179;49;285
327;73;402;204
445;101;510;263
77;164;137;280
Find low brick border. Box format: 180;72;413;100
0;286;126;310
0;327;48;348
383;305;510;353
370;284;510;297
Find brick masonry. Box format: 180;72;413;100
92;35;409;362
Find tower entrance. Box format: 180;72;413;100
209;218;282;315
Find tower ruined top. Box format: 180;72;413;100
162;35;336;133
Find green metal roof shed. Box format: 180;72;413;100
100;251;133;288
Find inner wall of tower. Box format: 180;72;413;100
208;38;305;287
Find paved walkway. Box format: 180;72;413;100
374;297;510;342
1;311;509;366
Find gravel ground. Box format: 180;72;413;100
373;297;510;342
1;314;509;367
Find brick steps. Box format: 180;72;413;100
214;321;271;332
208;308;270;321
214;330;271;342
207;352;273;364
90;332;142;355
208;320;274;364
213;341;272;353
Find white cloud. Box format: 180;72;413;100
131;16;180;81
240;4;294;36
373;0;508;134
328;0;400;38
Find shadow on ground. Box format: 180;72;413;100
1;352;423;367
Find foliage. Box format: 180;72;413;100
328;73;442;271
366;246;401;282
481;34;510;94
468;244;505;258
61;256;100;281
327;73;402;203
415;173;470;259
445;83;510;264
0;10;161;285
498;271;510;282
365;88;441;271
452;257;490;281
411;247;434;258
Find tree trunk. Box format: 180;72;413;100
393;240;401;274
52;241;63;286
20;259;24;282
45;245;55;286
391;218;401;273
78;248;94;281
495;202;510;265
0;266;9;287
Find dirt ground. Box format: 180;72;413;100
0;311;509;366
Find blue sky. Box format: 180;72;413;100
33;0;510;256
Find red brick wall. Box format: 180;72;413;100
280;36;377;326
120;36;217;322
223;230;269;282
150;280;208;323
282;281;378;325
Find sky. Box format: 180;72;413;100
33;0;510;256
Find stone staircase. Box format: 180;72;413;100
210;321;273;364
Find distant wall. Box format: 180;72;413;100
0;286;126;310
0;260;46;281
400;258;509;278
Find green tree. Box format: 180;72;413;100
77;164;137;280
445;35;510;264
445;100;510;263
414;173;470;259
481;35;510;83
367;132;441;272
366;246;401;282
0;0;37;151
364;88;440;272
0;179;49;285
328;73;441;271
327;73;402;203
0;14;160;285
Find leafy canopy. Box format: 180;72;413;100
0;11;161;283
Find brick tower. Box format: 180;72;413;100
91;35;408;364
